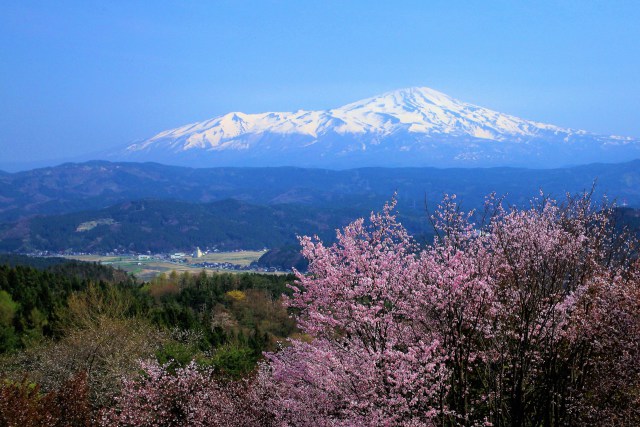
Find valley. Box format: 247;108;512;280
61;250;272;280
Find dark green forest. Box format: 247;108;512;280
0;198;437;253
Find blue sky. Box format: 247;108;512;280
1;0;639;166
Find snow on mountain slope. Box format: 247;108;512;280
118;87;640;168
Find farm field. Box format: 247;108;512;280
188;250;267;266
62;250;268;280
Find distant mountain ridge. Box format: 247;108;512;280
3;160;640;256
115;87;640;168
1;160;640;224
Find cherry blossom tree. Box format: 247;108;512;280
265;200;449;426
262;194;640;427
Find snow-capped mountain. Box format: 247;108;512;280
117;87;640;168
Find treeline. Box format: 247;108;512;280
0;260;137;352
0;254;69;269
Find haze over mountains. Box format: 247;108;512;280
2;160;640;222
115;87;640;168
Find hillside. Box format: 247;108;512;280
2;195;639;262
0;199;372;253
1;160;640;223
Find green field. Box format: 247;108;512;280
63;250;268;280
187;250;267;266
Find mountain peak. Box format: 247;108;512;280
338;86;457;112
117;87;640;168
383;86;455;103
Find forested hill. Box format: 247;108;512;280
0;258;135;351
1;160;640;223
0;254;299;406
2;195;638;259
0;199;374;253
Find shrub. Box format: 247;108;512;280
102;361;272;426
0;371;94;426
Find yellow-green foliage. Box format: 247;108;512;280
0;291;18;327
225;290;247;301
